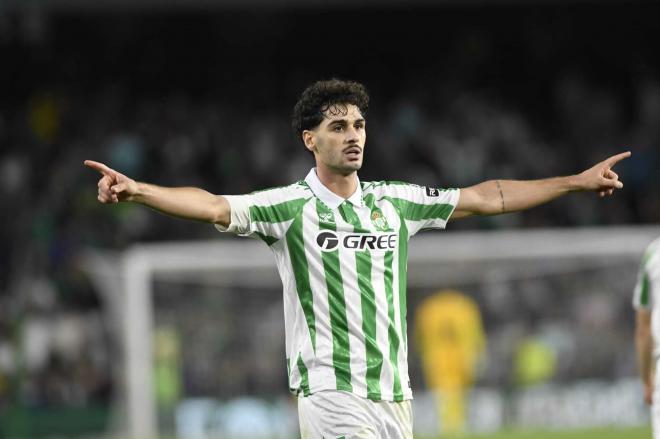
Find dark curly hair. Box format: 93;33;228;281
291;79;369;146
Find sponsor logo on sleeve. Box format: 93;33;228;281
425;187;439;197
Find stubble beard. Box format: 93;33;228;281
332;156;362;176
316;138;364;176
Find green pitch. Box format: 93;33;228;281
155;425;655;439
429;426;652;439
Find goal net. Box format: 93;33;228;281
84;225;660;438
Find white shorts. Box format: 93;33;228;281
298;390;413;439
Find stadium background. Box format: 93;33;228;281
1;0;660;437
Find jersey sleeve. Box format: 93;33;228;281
633;249;655;311
214;187;309;246
381;182;460;236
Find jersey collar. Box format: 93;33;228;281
304;168;363;209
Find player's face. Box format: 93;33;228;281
303;103;366;175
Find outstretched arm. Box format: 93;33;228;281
452;151;630;219
84;160;231;227
636;309;654;405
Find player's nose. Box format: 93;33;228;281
345;126;360;143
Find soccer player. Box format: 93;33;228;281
85;79;629;438
415;290;485;436
634;236;660;438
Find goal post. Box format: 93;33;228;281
84;225;660;438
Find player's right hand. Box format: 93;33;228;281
84;160;139;204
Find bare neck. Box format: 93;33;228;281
315;165;359;199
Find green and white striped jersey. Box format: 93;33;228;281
633;236;660;356
217;168;460;401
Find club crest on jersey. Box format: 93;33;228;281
370;210;389;231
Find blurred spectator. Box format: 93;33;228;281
0;3;658;428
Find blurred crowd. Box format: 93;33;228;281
0;4;659;418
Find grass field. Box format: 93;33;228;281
445;426;652;439
160;425;654;439
171;426;653;439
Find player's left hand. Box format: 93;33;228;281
576;151;630;197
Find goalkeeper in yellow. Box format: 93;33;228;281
415;290;485;436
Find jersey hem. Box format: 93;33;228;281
291;379;413;402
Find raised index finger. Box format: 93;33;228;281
604;151;631;167
84;160;116;177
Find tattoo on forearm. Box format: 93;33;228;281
496;180;506;213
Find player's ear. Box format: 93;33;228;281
302;130;316;153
